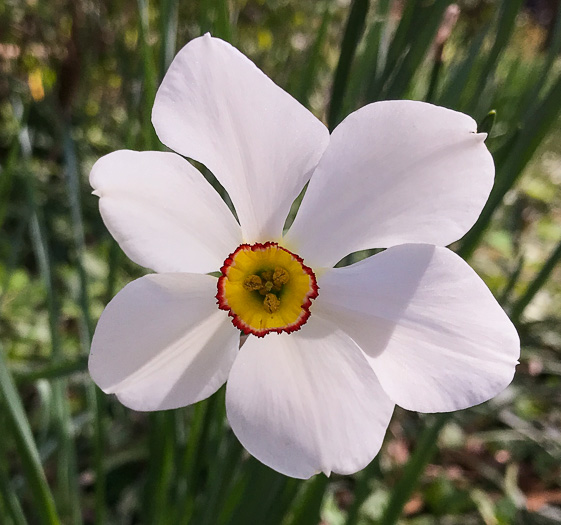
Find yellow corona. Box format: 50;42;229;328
217;242;318;337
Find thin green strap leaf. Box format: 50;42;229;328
425;54;443;103
328;0;370;130
342;0;391;114
159;0;178;79
344;457;381;525
224;460;289;525
366;0;417;102
438;25;488;109
379;414;450;525
286;475;329;525
137;0;160;149
516;9;561;124
196;433;243;525
465;0;524;113
14;357;88;384
478;109;496;135
146;412;176;525
24;128;82;524
214;0;233;43
296;2;332;107
61;126;107;525
499;255;525;306
0;346;61;525
383;0;453;100
510;239;561;323
460;72;561;258
199;0;234;43
0;447;27;525
176;396;219;523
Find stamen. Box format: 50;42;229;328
243;275;263;291
263;293;280;313
273;267;290;287
216;242;319;337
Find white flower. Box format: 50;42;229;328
89;34;519;479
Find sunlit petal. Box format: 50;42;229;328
226;316;394;478
286;101;494;267
89;273;240;411
152;34;329;243
91;150;242;274
315;244;519;412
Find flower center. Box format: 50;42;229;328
216;242;318;337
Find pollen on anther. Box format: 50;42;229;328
273;267;290;287
263;293;280;313
243;274;263;291
216;241;319;337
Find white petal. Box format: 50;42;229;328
90;150;241;274
152;34;329;243
285;101;494;267
314;244;520;413
225;317;394;478
89;273;240;411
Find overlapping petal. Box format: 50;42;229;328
91;150;242;274
225;316;394;479
152;34;330;243
89;273;240;411
285;101;494;268
314;244;519;413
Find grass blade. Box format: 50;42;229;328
285;475;329;525
296;2;332;107
510;239;561;323
328;0;370;130
465;0;525;113
379;414;450;525
460;72;561;257
0;345;61;525
159;0;179;79
382;0;453;100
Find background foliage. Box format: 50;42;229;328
1;0;561;523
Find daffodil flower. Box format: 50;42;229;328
89;34;519;478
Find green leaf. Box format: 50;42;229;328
379;414;450;525
328;0;370;130
0;346;61;525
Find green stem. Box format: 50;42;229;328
0;346;61;525
510;239;561;323
14;357;88;384
379;414;450;525
328;0;370;130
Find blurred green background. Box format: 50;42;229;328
1;0;561;523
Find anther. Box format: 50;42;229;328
273;267;289;287
243;275;263;291
261;270;273;282
263;293;280;313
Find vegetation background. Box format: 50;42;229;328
1;0;561;523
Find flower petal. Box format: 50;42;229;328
90;150;242;274
314;244;519;413
89;273;240;411
152;34;330;243
285;101;494;267
225;316;394;478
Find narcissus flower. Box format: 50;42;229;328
89;34;519;479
